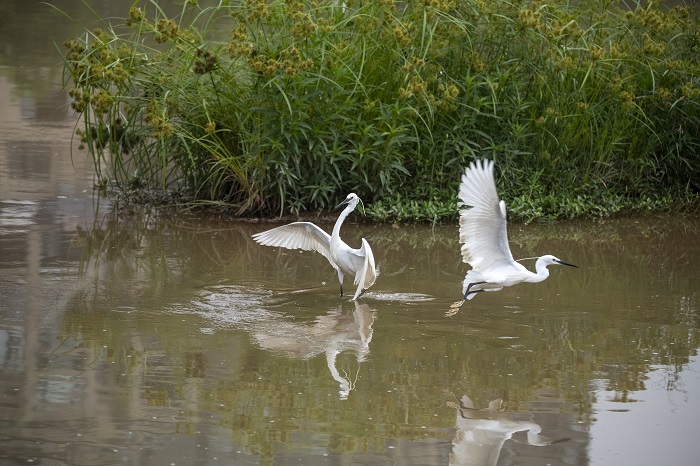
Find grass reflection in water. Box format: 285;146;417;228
54;210;700;462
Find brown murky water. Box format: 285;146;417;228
2;1;700;465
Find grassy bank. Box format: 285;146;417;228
60;0;700;222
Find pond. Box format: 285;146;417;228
1;1;700;465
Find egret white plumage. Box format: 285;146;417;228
252;193;377;300
448;159;577;314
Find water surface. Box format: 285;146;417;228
2;204;699;465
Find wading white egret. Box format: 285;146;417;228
448;159;577;314
252;193;377;300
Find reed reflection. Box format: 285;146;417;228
55;209;700;462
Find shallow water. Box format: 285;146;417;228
2;204;700;466
2;1;700;465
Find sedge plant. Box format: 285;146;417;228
60;0;700;221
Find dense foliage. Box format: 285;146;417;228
61;0;700;221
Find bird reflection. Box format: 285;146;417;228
251;301;375;400
450;395;565;466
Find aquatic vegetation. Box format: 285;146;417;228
59;0;700;221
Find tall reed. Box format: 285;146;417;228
61;0;699;220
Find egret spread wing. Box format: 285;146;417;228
458;159;516;272
251;222;335;268
351;238;377;300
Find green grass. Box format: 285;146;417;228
59;0;700;221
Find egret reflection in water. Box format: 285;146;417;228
251;301;376;400
450;395;567;466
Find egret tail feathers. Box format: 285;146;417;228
351;238;377;300
352;270;365;301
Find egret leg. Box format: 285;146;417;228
463;281;487;299
337;270;344;297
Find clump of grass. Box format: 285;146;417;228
60;0;699;220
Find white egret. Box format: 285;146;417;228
448;159;577;313
251;193;377;300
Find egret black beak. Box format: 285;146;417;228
335;198;350;210
556;259;578;268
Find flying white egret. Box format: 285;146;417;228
251;193;377;300
448;159;577;314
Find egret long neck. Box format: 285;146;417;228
331;203;355;242
529;258;552;283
